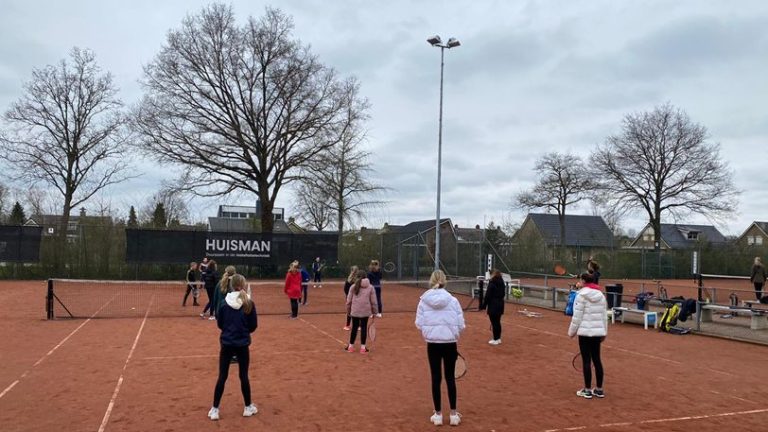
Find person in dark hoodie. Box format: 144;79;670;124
568;272;608;400
200;260;220;320
750;257;767;301
208;274;258;421
484;269;506;345
300;265;311;306
368;260;383;317
415;270;466;426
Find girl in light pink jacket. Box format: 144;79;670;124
345;269;377;353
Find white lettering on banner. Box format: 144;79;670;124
205;238;272;257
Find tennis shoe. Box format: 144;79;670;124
208;407;219;420
576;389;593;399
209;316;216;321
592;389;605;398
449;412;461;426
343;326;351;331
346;344;355;353
199;313;206;319
243;404;258;417
430;412;443;426
376;313;382;318
360;347;369;354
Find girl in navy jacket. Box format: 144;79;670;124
208;274;258;421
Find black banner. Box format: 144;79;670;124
0;225;43;262
126;229;338;265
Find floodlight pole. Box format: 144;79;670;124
429;35;459;273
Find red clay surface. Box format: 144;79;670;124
1;279;767;432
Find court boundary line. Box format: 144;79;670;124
98;296;154;432
299;317;347;346
0;294;118;401
541;407;768;432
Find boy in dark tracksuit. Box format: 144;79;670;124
300;266;311;305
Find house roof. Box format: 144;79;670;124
630;223;728;249
396;218;452;234
455;227;484;242
218;204;284;215
27;214;112;226
659;224;727;248
738;221;768;241
524;213;614;248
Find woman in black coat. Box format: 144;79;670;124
484;270;506;345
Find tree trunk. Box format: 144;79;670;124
258;185;274;233
558;209;567;262
653;205;662;252
58;194;73;276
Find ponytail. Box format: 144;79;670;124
353;269;367;296
230;274;253;314
220;265;237;295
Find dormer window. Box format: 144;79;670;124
687;231;699;240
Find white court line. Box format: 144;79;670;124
98;296;153;432
0;294;118;401
540;407;768;431
299;317;347;346
137;345;424;362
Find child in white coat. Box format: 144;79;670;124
568;272;608;399
415;270;466;426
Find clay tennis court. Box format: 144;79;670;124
1;279;766;432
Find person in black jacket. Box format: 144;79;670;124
200;260;220;320
208;274;258;421
485;270;506;345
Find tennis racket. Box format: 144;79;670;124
554;264;577;278
367;318;377;348
572;352;582;372
455;353;468;379
192;281;201;299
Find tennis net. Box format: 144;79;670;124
698;273;760;304
46;277;479;319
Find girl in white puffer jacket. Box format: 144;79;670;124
568;272;607;399
415;270;465;426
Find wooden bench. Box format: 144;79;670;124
700;303;768;330
611;307;658;330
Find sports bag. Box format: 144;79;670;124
565;290;577;316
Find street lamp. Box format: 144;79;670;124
427;34;460;272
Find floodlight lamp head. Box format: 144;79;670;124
427;35;442;46
446;38;461;48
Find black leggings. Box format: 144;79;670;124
489;313;502;340
182;284;198;305
202;286;216;315
349;316;369;345
578;336;604;389
344;287;352;327
427;342;457;412
754;283;764;301
213;345;251;408
290;298;299;317
302;283;308;305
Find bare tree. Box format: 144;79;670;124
514;152;595;258
592;103;738;251
134;4;368;233
139;188;190;227
0;183;9;222
0;47;129;243
297;128;385;233
292;182;334;231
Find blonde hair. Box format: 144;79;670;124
430;270;447;288
220;265;237;295
346;265;359;283
289;260;299;273
756;257;763;266
369;260;380;271
230;274;253;315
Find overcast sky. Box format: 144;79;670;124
1;0;766;236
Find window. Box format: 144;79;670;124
757;236;764;246
47;227;55;234
687;231;699;240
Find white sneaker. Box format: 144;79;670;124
200;313;206;319
209;316;216;321
488;339;501;345
450;412;461;426
430;412;443;426
376;313;382;318
208;407;219;420
243;404;258;417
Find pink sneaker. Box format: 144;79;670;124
346;345;355;353
360;347;369;354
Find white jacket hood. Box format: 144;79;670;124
415;287;466;343
419;286;453;309
567;286;608;338
581;287;605;303
225;291;244;310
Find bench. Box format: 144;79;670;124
611;307;658;330
700;303;768;330
743;300;765;308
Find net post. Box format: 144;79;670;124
695;273;703;302
46;279;54;320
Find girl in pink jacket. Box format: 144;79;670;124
345;269;377;353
